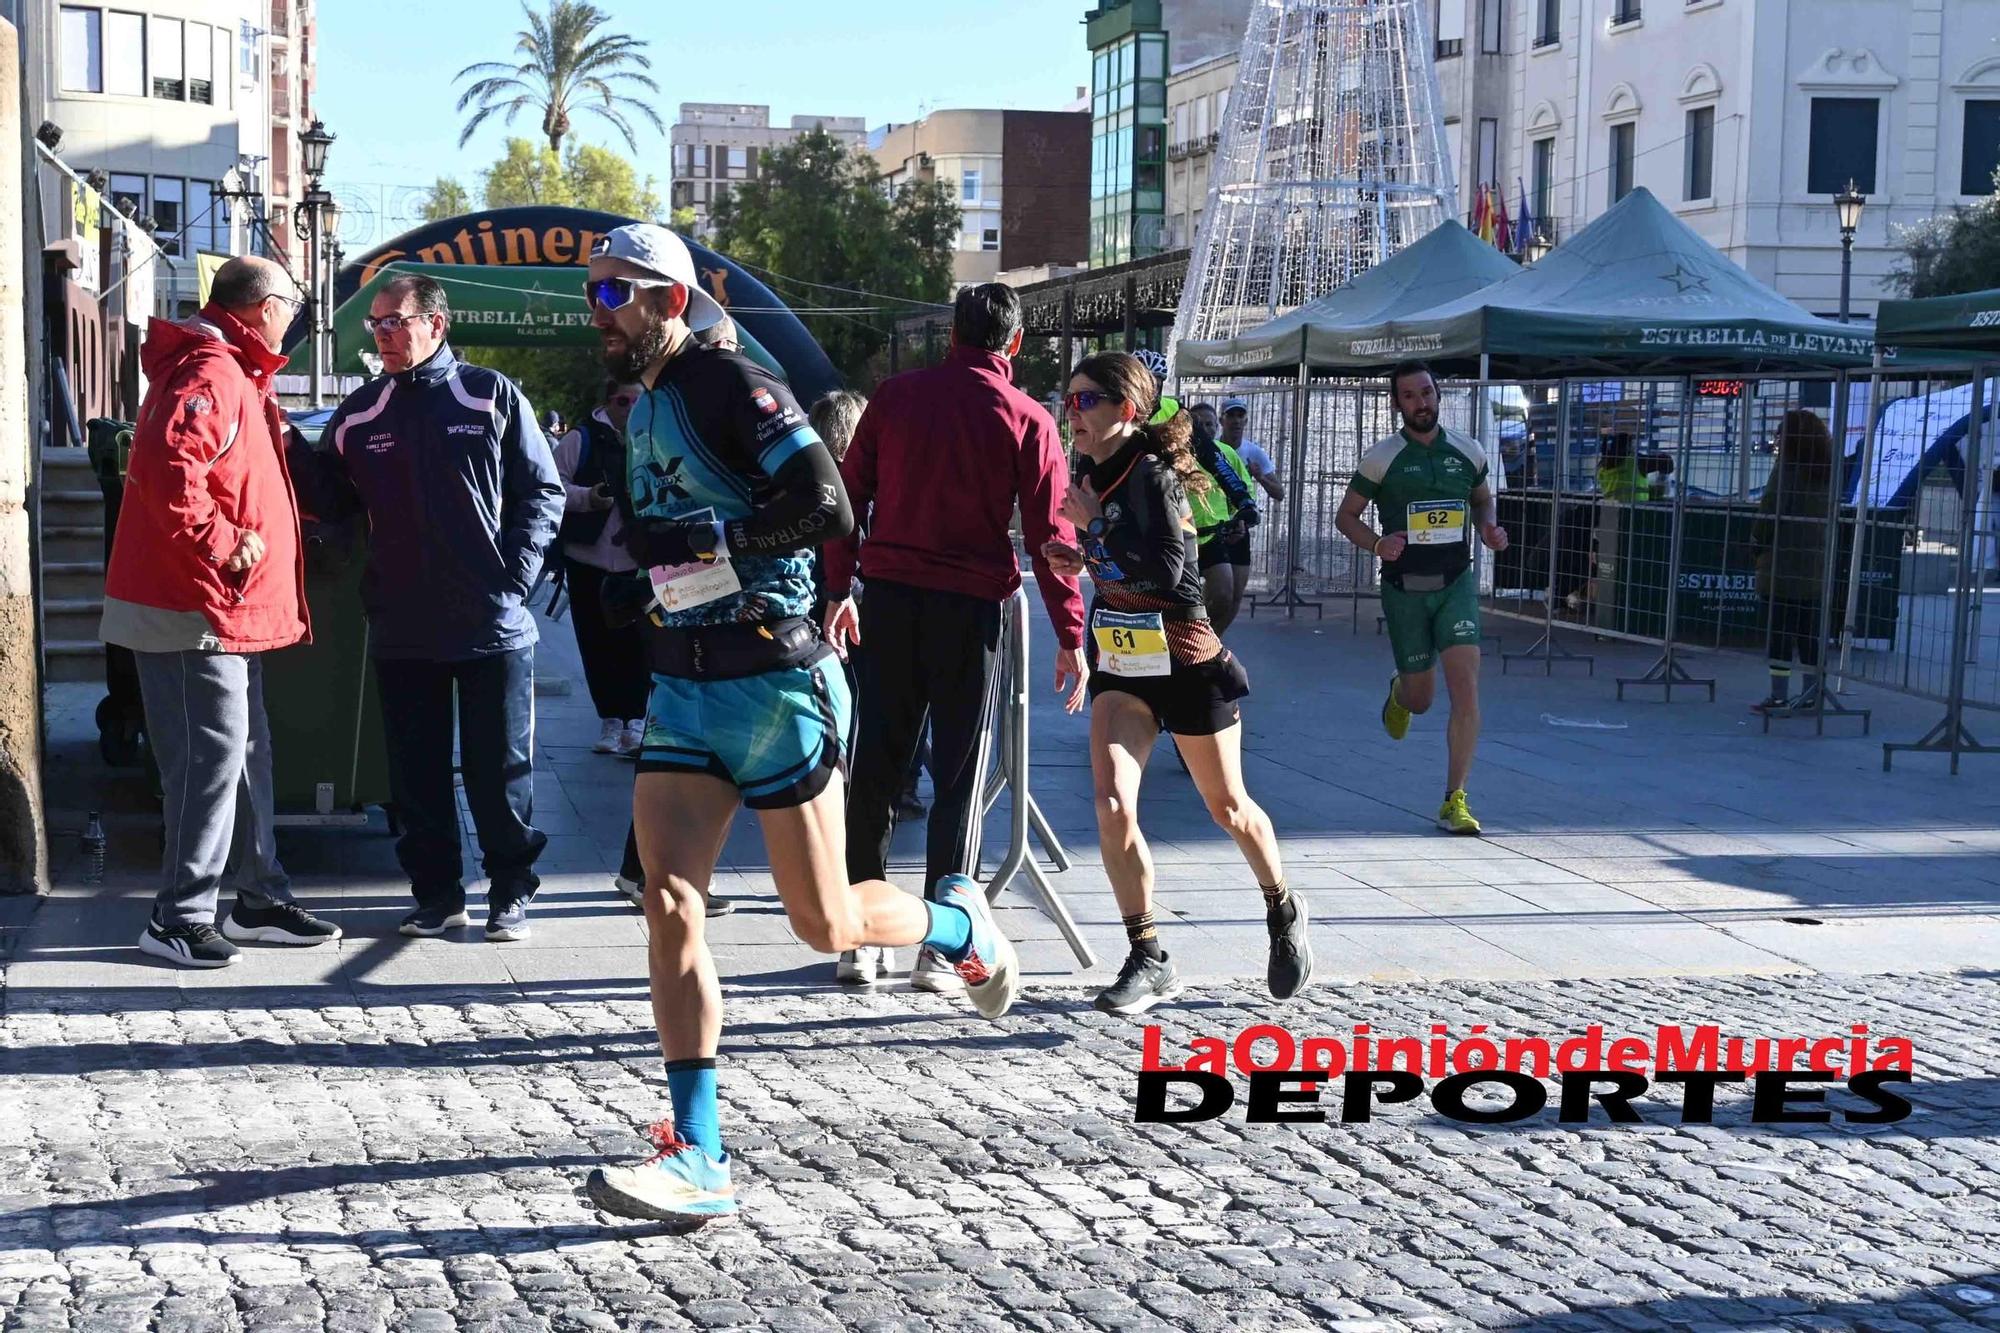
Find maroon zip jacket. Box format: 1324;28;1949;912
823;345;1085;650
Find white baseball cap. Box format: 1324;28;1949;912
590;223;725;332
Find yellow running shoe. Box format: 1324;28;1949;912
1381;676;1411;741
1437;789;1482;835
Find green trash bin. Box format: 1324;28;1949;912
263;422;394;826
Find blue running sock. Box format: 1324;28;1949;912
664;1058;722;1160
921;899;974;963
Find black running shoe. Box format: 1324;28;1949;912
1094;950;1185;1015
223;900;342;946
138;921;240;969
399;904;471;937
1266;895;1314;1001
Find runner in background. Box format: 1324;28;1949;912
1042;351;1309;1016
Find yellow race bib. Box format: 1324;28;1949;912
1093;609;1171;678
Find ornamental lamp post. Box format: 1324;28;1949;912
1835;179;1866;323
1525;229;1552;264
296;120;335;405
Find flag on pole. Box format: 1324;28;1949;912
1476;184;1496;244
1515;177;1537;255
1493;188;1514;253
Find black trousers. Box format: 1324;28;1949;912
375;647;547;908
846;580;1002;896
564;556;649;721
1767;594;1823;668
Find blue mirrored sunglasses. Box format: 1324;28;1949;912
584;276;679;311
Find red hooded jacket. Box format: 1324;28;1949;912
103;306;310;652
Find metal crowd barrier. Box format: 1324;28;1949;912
976;587;1095;969
1184;366;1995;770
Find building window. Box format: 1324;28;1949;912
727;147;747;178
692;145;709;178
153;177;184;254
187;22;213;103
150;17;184;99
105;11;145;97
1436;0;1466;58
1609;122;1635;203
1807;97;1878;194
1534;0;1559;47
1476;117;1499;194
1532;135;1555;224
1194;95;1210;140
189;181;218;252
108;173;146;220
1480;0;1503;53
1611;0;1640;22
1684;106;1715;200
60;6;103;93
962;169;981;203
1962;101;2000;195
981;227;1000;252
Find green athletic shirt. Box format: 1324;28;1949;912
1352;425;1490;586
1188;441;1254;543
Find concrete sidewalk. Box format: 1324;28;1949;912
9;588;1999;1005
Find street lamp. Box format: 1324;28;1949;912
299;120;335;180
296;121;335;405
1835;179;1866;323
1526;229;1553;264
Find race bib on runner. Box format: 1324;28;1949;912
1093;609;1171;678
1406;499;1467;545
647;508;742;612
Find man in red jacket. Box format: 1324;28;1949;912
100;255;341;968
822;283;1087;992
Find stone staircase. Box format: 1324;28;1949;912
40;448;108;684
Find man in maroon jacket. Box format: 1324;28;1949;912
822;283;1087;992
100;255;340;968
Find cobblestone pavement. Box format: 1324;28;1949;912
3;970;1997;1332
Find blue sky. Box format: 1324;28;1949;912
317;0;1094;251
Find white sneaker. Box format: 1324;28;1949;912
594;718;623;753
909;946;966;994
614;875;644;909
835;946;898;985
619;720;646;755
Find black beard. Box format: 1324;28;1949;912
1406;410;1438;431
602;318;673;381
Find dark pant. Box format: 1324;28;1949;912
1767;594;1823;667
845;580;1002;896
375;647;546;909
564;557;648;721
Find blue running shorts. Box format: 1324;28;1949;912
638;652;851;809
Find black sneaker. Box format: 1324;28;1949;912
138;921;241;969
399;904;471;937
1266;894;1315;1001
1094;950;1185;1015
485;893;532;942
223;900;342;946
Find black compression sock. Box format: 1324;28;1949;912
1123;910;1166;961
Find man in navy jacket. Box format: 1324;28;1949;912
316;273;565;941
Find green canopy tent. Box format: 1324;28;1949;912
1300;188;1875;377
1174;221;1521;377
288;261;787;379
1876;287;2000;354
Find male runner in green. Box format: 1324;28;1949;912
1336;362;1508;834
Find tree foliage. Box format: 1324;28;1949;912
453;0;663;154
707;128;960;386
1890;176;2000;300
420;177;472;222
478;138;662;218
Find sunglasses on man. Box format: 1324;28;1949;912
584;276;681;312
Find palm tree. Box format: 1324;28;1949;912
453;2;664;155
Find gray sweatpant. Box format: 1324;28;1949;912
134;649;295;927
